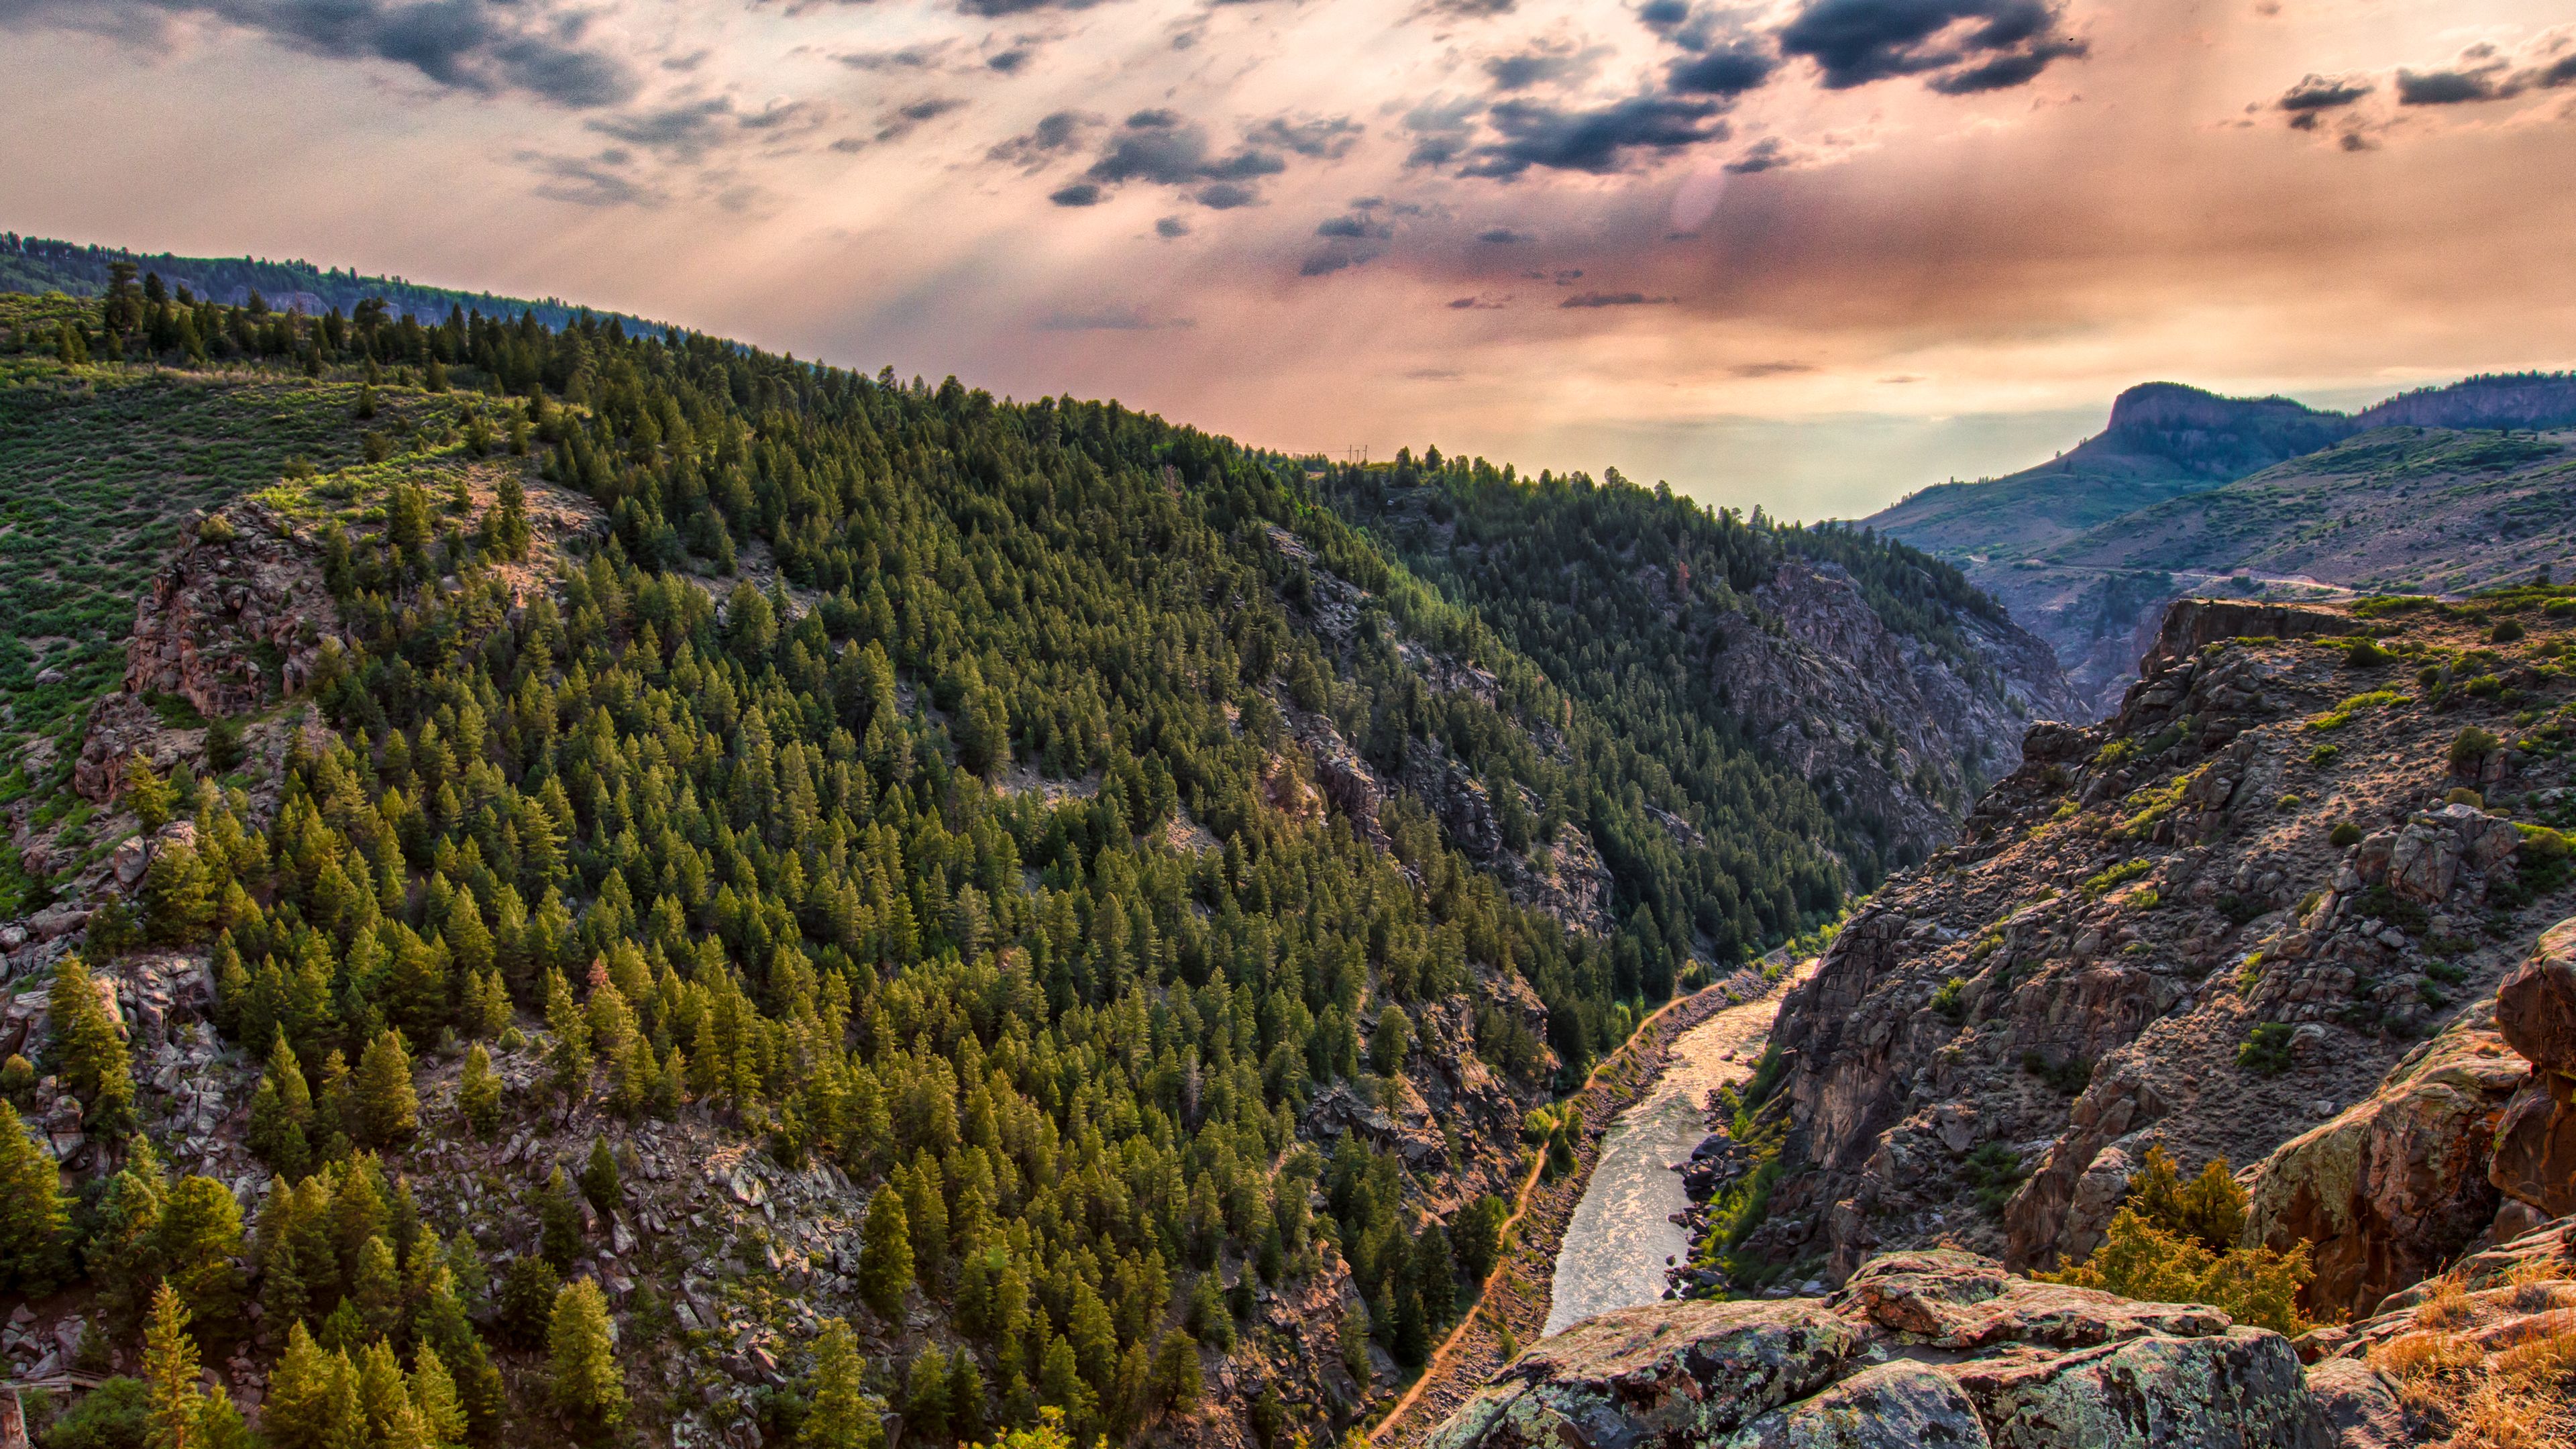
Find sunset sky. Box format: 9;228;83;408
5;0;2573;518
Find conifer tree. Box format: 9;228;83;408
144;841;215;943
802;1319;881;1449
580;1138;620;1220
94;1139;171;1329
409;1342;468;1449
356;1030;419;1144
156;1173;246;1323
547;1277;624;1434
457;1044;500;1138
265;1322;366;1449
126;750;176;830
0;1099;70;1294
249;1032;315;1177
539;1164;584;1269
858;1183;912;1320
50;953;136;1134
142;1281;204;1449
352;1234;405;1343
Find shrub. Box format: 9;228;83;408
1931;977;1968;1022
2345;638;2390;667
2041;1208;2316;1335
2239;1023;2296;1076
2022;1051;2094;1096
2329;821;2363;848
2451;727;2502;775
2123;1144;2244;1250
2491;619;2526;643
2309;743;2342;767
1963;1141;2025;1214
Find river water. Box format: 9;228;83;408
1542;989;1790;1336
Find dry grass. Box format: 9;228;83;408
2505;1254;2575;1313
2452;1380;2549;1449
2418;1271;2478;1330
2493;1310;2576;1387
2376;1329;2486;1383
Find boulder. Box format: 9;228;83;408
1719;1361;1990;1449
1425;1299;1862;1449
2496;917;2576;1077
2242;1002;2525;1320
1947;1329;2329;1449
2486;1074;2576;1218
1833;1250;2231;1350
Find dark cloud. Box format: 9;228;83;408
517;150;664;207
1299;252;1358;276
1459;93;1728;178
2275;72;2371;131
1399;96;1481;168
837;40;951;71
876;96;966;142
587;96;829;163
36;0;641;107
1049;181;1104;205
1155;215;1190;237
1729;360;1812;376
987;48;1032;72
1666;42;1777;96
1483;41;1600;91
1415;0;1513;15
959;0;1113;15
1776;0;2083;93
1722;136;1792;172
1560;291;1671;307
1059;109;1319;207
1249;115;1364;158
1317;213;1394;239
1403;368;1465;381
988;109;1101;169
2396;68;2503;105
1197;181;1262;208
1476;227;1529;242
1447;294;1507;308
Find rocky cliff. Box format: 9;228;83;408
1745;591;2576;1289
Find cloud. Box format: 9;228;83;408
1561;290;1671;307
1666;42;1778;97
987;46;1032;72
1250;115;1364;158
1155;215;1191;237
1318;213;1394;239
1776;0;2084;94
2396;67;2504;105
1036;305;1195;330
22;0;641;107
1723;136;1796;172
837;40;953;71
1460;93;1729;178
1403;368;1464;380
1299;252;1360;276
1729;360;1812;376
1483;40;1603;91
989;109;1102;168
2277;73;2373;111
1447;294;1507;308
1197;181;1263;207
1049;181;1104;205
1476;227;1529;242
876;96;967;142
518;149;665;207
961;0;1116;15
587;96;830;164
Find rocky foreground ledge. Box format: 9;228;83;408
1422;1224;2575;1449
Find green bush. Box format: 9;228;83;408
2328;821;2363;848
2492;619;2525;643
2238;1023;2295;1076
2343;638;2389;667
2450;726;2502;774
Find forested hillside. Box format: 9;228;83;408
0;258;2040;1449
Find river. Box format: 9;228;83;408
1541;987;1790;1336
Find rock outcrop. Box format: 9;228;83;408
1426;1250;2332;1449
2245;918;2576;1317
124;500;339;718
1747;594;2576;1289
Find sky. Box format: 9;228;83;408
4;0;2574;521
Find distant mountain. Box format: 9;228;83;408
1866;374;2576;714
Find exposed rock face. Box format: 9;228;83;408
125;499;339;718
2245;919;2576;1316
1723;559;2082;869
1747;596;2576;1289
2136;600;2363;679
1426;1250;2330;1449
2241;1004;2526;1320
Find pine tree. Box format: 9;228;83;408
193;1385;257;1449
800;1319;881;1449
356;1030;419;1144
249;1031;315;1177
94;1139;171;1330
144;840;215;943
547;1277;624;1433
264;1322;365;1449
0;1099;70;1294
51;953;137;1134
858;1183;912;1320
457;1044;500;1138
156;1173;246;1323
580;1138;620;1220
946;1348;986;1444
904;1347;950;1447
352;1234;405;1343
142;1281;205;1449
539;1165;584;1270
356;1337;413;1442
409;1342;468;1449
127;751;177;829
